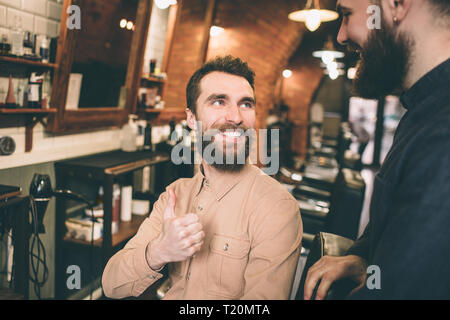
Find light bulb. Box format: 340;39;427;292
126;21;134;30
321;51;335;64
282;69;292;78
327;61;338;71
119;19;127;29
154;0;176;9
329;69;339;80
305;9;321;32
347;67;357;80
210;26;224;37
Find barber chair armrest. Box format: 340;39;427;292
296;232;356;300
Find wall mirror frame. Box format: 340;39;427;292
47;0;153;133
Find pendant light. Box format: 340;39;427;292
288;0;339;32
154;0;177;10
312;36;344;64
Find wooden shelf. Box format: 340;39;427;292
0;108;57;114
0;56;57;69
63;214;148;247
0;108;57;152
141;74;166;83
137;107;185;125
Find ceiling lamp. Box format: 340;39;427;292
154;0;177;10
288;0;339;32
282;69;293;78
210;25;224;37
313;36;345;64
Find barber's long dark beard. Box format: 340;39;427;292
353;19;414;99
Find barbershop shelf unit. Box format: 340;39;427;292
0;108;57;152
53;150;170;299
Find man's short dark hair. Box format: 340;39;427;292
186;55;255;114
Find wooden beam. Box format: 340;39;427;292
161;1;182;74
197;0;216;68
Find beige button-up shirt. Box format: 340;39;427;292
102;164;302;299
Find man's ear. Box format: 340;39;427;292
186;108;197;131
385;0;413;24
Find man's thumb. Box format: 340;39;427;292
163;188;176;220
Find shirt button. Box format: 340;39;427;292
198;205;203;211
223;243;229;251
149;275;155;280
205;180;210;187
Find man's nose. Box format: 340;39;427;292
337;22;348;46
225;104;243;125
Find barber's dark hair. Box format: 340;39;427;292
429;0;450;16
371;0;449;17
186;55;255;114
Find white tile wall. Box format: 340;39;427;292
0;0;21;10
0;6;7;27
7;7;34;31
0;124;170;170
142;5;169;74
0;0;61;38
22;0;47;16
46;0;62;20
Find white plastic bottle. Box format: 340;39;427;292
121;114;138;152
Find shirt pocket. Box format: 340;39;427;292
207;234;251;298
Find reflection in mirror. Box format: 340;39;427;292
69;0;139;109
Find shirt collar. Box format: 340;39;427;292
195;164;255;201
400;58;450;111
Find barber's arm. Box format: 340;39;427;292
349;133;450;299
241;198;302;300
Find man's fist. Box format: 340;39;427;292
147;189;205;271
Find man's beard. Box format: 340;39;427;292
352;17;414;99
201;123;251;173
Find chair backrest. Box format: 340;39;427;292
296;232;355;300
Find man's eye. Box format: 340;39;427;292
240;102;253;108
213;100;225;106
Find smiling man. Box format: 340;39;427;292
102;56;302;300
304;0;450;299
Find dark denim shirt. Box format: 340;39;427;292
347;59;450;299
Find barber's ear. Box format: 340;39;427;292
386;0;413;23
186;108;197;131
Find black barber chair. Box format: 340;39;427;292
298;168;366;248
296;232;356;300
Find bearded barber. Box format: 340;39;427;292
304;0;450;300
102;56;302;300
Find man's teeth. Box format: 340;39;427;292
222;131;242;137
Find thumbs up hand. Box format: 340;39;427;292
147;188;205;271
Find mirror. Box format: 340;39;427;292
70;0;138;109
48;0;152;132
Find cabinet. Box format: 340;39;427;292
0;195;30;300
53;149;172;299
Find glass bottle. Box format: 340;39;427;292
10;16;24;56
